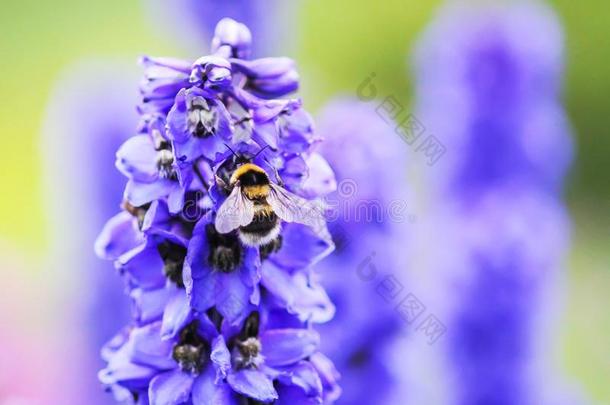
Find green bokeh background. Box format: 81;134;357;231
0;0;607;401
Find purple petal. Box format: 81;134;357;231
310;353;341;403
275;384;321;405
271;223;333;270
211;18;252;59
254;99;301;123
278;108;317;153
250;69;299;99
99;361;157;391
184;219;216;311
252;120;279;150
117;242;166;289
167;182;187;214
100;336;159;390
94;211;142;260
261;263;335;323
191;55;232;90
192;365;239;405
279;155;307;188
166;89;190;143
141;56;192;73
184;259;217;312
211;335;232;382
131;287;173;325
274;361;323;399
116;135;159;182
231;57;295;79
161;286;193;339
149;369;194;405
128;323;175;370
260;329;320;367
239;247;262;288
227;369;278;402
196;312;220;341
230;57;298;98
216;271;252;325
141;200;170;230
299;153;337;199
124;178;177;208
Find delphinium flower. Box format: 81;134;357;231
313;98;411;405
96;18;340;404
42;2;295;402
403;2;586;404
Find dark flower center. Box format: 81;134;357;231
234;337;262;369
151;128;170;151
173;321;210;374
232;312;262;370
157;241;187;287
239;399;268;405
156;149;176;179
206;223;242;272
188;97;217;138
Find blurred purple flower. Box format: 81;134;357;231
42;61;138;404
434;190;571;405
314;98;412;405
407;2;586;404
414;1;572;200
143;0;296;57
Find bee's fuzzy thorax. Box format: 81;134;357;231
243;184;271;199
230;163;268;186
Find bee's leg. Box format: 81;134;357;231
259;235;283;261
215;175;228;190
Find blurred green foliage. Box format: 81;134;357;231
0;0;607;401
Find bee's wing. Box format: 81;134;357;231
215;186;255;234
267;183;325;230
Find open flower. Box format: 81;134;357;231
210;310;334;403
183;214;261;326
167;87;233;164
116;117;191;214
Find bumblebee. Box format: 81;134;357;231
215;161;323;247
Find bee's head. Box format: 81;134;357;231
220;144;271;187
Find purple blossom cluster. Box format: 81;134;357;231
95;18;340;404
404;2;583;404
314;99;411;405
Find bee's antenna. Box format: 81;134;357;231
252;145;270;160
224;143;239;158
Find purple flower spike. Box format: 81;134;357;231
400;2;588;404
313;98;411;405
144;0;296;57
96;18;340;404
